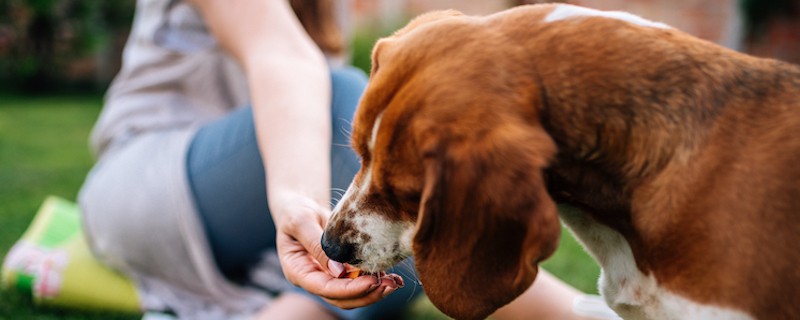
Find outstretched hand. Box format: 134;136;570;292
273;201;402;309
189;0;400;309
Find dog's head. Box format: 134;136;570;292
322;8;560;320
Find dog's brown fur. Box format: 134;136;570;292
329;4;800;319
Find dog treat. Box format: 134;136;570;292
340;264;365;279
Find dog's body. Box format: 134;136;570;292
322;4;800;319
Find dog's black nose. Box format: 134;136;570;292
321;233;358;264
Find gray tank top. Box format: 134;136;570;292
90;0;249;157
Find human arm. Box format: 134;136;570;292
187;0;398;308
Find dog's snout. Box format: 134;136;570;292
321;233;359;264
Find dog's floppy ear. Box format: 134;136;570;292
413;123;561;320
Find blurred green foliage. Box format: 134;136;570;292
0;94;140;319
0;0;135;92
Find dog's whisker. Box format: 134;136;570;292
394;258;420;284
338;123;353;140
339;119;354;129
396;261;422;302
405;281;419;303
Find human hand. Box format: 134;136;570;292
272;197;403;309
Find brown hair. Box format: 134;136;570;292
290;0;344;56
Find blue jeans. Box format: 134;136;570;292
186;67;420;320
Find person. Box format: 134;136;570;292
78;0;618;319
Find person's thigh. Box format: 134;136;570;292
187;104;273;280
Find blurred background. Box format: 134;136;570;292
0;0;798;319
1;0;798;94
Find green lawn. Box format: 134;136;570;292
0;94;139;319
0;94;600;319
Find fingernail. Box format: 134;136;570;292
391;275;405;288
328;260;345;277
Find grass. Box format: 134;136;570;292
0;94;139;319
0;94;601;319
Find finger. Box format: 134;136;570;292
328;260;345;278
322;277;401;309
385;273;405;288
277;235;383;300
304;272;384;300
317;208;331;226
291;217;336;275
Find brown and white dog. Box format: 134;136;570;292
321;4;800;320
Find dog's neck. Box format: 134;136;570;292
522;17;800;244
521;22;753;236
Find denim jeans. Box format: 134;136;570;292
186;67;420;320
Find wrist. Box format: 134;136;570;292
269;190;330;229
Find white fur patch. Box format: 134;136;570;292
545;4;671;29
369;111;385;151
350;213;415;272
331;165;415;272
358;169;372;202
558;207;754;320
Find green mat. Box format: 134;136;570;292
2;196;141;313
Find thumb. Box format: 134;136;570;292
294;217;345;277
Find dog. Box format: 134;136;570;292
321;4;800;319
